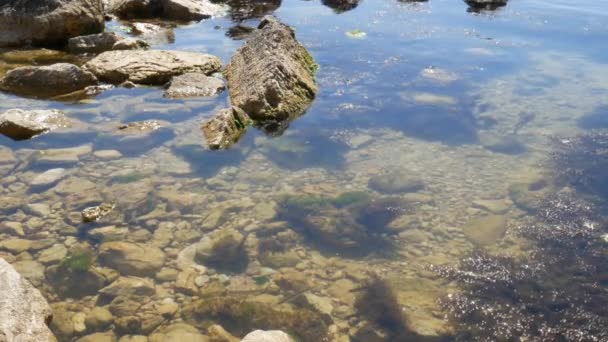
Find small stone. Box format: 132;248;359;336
0;109;70;140
241;330;292;342
82;203;115;223
0;221;24;236
72;312;87;334
88;226;129;242
76;331;117;342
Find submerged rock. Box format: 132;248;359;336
0;63;98;98
217;0;281;21
0;109;70;140
462;214;508;246
368;170;425;194
0;0;104;47
164;73;225;98
0;257;56;341
241;330;292;342
84;50;222;85
202;106;252;150
225;16;317;121
194;230;249;273
99;241;165;276
148;323;208;342
68;32;124;54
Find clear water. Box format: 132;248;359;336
1;0;608;340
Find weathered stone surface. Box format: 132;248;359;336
240;330;292;342
164;73;225;98
84;50;222;85
0;258;56;341
225;16;317;121
85;307;114;331
68;32;123;54
0;109;70;140
129;22;174;45
202;106;252;150
0;63;98;98
98;241;165;276
463;214;508;246
110;0;224;20
162;0;225;21
0;0;104;47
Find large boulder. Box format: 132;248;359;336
224;16;317;121
0;109;70;140
0;0;104;47
84;50;222;85
0;258;56;341
110;0;225;20
201;106;252;150
0;63;98;98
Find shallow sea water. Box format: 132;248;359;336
1;0;608;341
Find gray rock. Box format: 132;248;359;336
164;73;225;98
368;170;425;194
0;258;56;341
84;50;222;85
225;16;317;121
241;330;292;342
0;109;71;140
0;0;104;47
148;323;207;342
0;63;98;98
322;0;360;13
68;32;123;54
84;307;114;331
202;106;252;150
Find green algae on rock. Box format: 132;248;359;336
224;16;317;122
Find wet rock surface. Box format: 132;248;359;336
110;0;225;20
225;16;317;121
322;0;360;13
84;50;222;85
0;0;104;47
0;257;56;341
0;109;70;140
0;63;98;98
68;32;124;54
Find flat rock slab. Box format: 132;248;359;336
0;258;56;341
84;50;222;85
0;63;98;98
164;73;225;98
0;109;70;140
463;214;508;246
225;16;317;121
